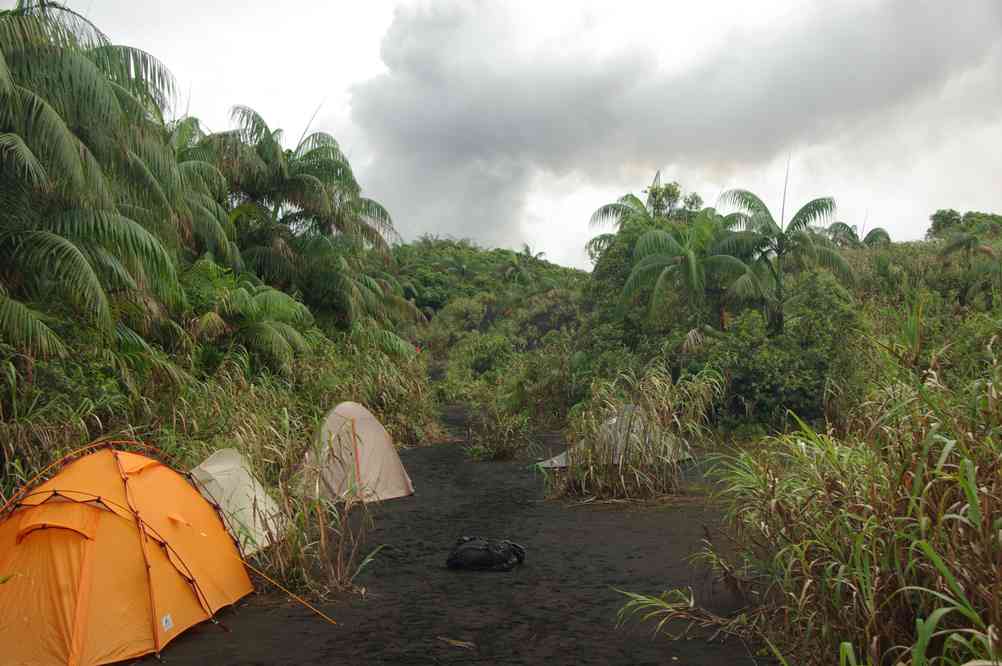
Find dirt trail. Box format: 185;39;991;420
141;408;764;665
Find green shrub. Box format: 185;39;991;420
498;330;582;428
702;272;865;428
466;405;535;461
438;331;514;404
547;365;723;499
621;342;1002;665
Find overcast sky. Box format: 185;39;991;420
83;0;1002;269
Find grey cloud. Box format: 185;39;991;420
351;0;1002;247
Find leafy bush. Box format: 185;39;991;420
438;331;514;404
702;272;865;428
622;344;1002;665
466;405;535;461
497;330;582;427
547;365;723;499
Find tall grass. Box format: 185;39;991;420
253;489;378;598
0;334;439;598
547;366;723;499
619;351;1002;664
465;405;536;461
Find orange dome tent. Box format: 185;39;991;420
0;446;253;665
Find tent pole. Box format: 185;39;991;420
350;419;362;490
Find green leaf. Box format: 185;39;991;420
787;197;836;232
0;293;66;357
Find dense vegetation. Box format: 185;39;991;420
416;172;1002;665
2;3;1000;664
0;1;439;598
0;0;434;470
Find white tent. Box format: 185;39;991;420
537;405;692;469
191;448;283;556
302;401;414;502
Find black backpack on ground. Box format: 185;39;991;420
446;536;526;571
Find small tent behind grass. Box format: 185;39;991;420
302;401;414;502
0;447;253;666
191;448;284;557
537;404;693;469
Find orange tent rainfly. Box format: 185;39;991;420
0;447;253;665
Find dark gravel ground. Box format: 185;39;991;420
140;408;766;665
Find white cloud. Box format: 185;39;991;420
80;0;1002;269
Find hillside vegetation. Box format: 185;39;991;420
1;3;1000;665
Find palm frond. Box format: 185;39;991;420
0;132;47;184
787;197;836;233
238;320;294;369
589;194;648;229
826;221;859;246
633;229;683;259
8;86;86;189
713;230;769;258
862;227;890;247
193;310;227;341
585;233;616;263
0;49;11;96
40;208;177;286
252;288;312;325
939;233;979;258
4;2;109;49
719;189;774;223
295;131;345;160
728;272;764;302
812;244;854;286
703;253;750;279
351;325;416;359
83;245;138;291
87;44;175;113
230;104;273;144
268;320;309;354
623;254;677;299
13;230;111;326
0;292;65;357
178;159;225;196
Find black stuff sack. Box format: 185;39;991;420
446;536;526;572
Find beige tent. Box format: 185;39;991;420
191;448;283;556
303;401;414;502
537;405;692;469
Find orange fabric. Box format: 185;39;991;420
115;452;159;476
68;511;97;666
17;502;99;543
20;451;130;512
78;513;153;665
0;448;253;665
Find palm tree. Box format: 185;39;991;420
939;231;998;307
293;234;423;328
939;231;995;266
0;1;185;357
501;254;530;285
623;209;747;328
209;107;405;326
589;171;682;230
165;116;239;264
213;106;392;246
191;269;313;374
520;243;545;261
718;190;851;333
826;222;891;248
584;233;617;264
